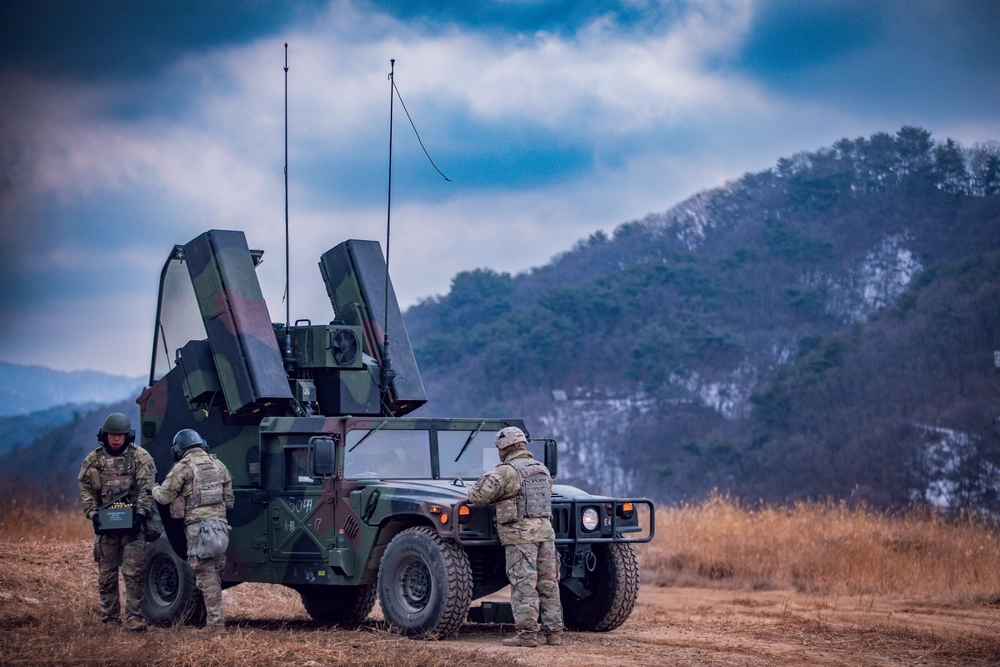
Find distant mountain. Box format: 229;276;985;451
0;399;140;503
0;362;144;417
0;402;104;456
405;127;1000;510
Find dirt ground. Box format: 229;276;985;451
453;584;1000;666
2;540;999;666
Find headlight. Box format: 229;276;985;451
581;507;600;532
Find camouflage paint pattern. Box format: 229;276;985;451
95;531;146;623
152;448;234;523
318;240;427;415
182;230;292;416
505;541;563;638
79;444;156;519
138;230;650;632
186;522;227;626
467;448;555;545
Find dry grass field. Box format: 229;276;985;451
640;494;1000;601
2;484;999;666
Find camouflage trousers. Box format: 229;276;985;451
94;531;146;623
504;540;564;638
185;522;227;626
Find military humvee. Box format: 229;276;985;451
139;230;653;637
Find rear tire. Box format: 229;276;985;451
142;536;206;626
377;526;473;638
562;542;639;632
300;584;377;625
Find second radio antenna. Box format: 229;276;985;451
282;42;294;370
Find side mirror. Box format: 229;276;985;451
312;437;337;477
544;439;558;479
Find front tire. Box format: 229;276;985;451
377;526;473;638
562;542;639;632
142;536;206;626
300;584;377;625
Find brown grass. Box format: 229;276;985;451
0;539;522;667
639;494;1000;601
0;477;91;543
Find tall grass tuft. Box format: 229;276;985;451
0;476;90;542
640;493;1000;601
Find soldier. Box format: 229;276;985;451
78;412;155;631
467;426;564;647
152;429;234;632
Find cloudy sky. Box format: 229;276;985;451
1;0;998;376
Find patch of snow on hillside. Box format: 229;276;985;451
539;390;655;495
828;234;922;322
914;423;1000;510
641;184;735;250
677;363;757;419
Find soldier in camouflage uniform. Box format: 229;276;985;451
468;426;564;647
78;413;156;631
152;429;234;630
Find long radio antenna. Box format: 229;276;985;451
380;59;396;397
282;43;294;370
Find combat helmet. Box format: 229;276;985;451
494;426;528;450
171;428;208;462
98;412;135;448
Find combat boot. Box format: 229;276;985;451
501;634;538;647
544;632;563;646
124;618;147;632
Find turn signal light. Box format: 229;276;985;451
617;502;635;519
458;505;471;524
440;512;449;524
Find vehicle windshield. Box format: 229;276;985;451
438;430;501;479
344;425;547;480
345;429;431;479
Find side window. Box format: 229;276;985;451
344;429;431;479
284;447;320;487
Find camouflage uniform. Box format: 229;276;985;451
79;443;156;624
468;447;563;643
152;447;234;627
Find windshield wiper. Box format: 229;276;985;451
454;421;486;463
349;421;388;452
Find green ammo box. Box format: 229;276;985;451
96;494;134;534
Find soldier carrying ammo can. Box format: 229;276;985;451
78;413;156;631
467;426;564;647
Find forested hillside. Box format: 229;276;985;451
0;399;140;503
0;362;142;417
405;127;1000;510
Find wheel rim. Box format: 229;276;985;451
148;554;179;606
396;557;431;612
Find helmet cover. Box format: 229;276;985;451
494;426;527;450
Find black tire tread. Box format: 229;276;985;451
379;525;473;639
592;542;639;631
301;584;377;625
564;542;640;632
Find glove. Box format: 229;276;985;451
134;513;146;535
91;514;100;532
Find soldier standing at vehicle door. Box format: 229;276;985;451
467;426;564;647
152;429;234;631
78;413;156;631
